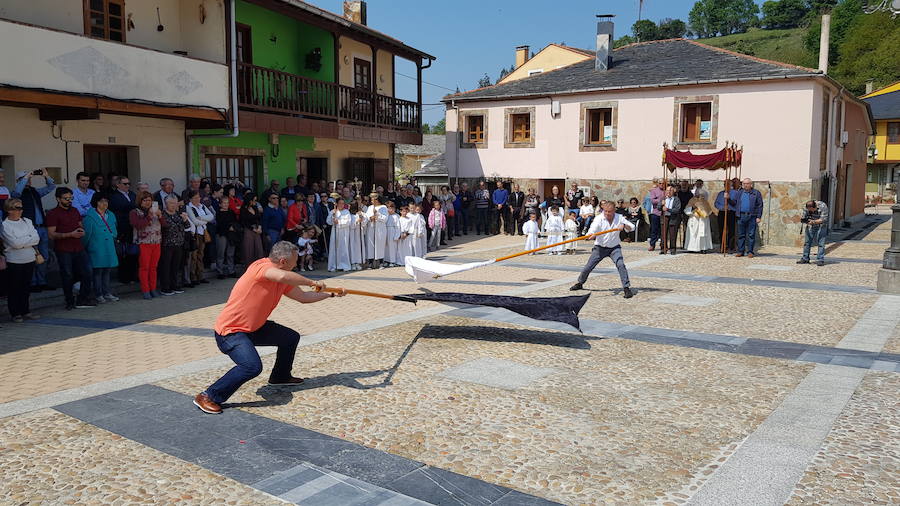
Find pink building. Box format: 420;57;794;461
443;35;873;246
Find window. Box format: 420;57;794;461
527;69;543;76
888;122;900;144
510;113;531;142
353;58;372;91
681;102;712;142
205;155;259;189
586;108;613;145
467;115;485;144
84;0;126;42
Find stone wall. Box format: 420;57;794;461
451;176;814;247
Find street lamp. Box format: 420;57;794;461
877;203;900;293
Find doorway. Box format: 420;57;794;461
299;158;328;185
84;145;129;180
541;179;565;200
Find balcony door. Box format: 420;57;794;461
84;0;126;42
236;24;254;105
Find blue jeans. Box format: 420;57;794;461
802;225;827;262
93;267;112;297
57;250;93;305
577;245;630;288
205;321;301;404
454;207;467;234
736;213;758;254
31;227;49;286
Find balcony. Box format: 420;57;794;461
0;18;229;111
237;63;421;133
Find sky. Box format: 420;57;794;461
315;0;767;125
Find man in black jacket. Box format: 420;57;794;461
507;184;525;235
660;185;682;255
109;176;138;283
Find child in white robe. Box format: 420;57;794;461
397;206;415;266
413;204;427;257
384;202;401;266
365;195;388;268
564;211;579;254
522;212;540;253
543;206;564;255
349;202;367;270
326;199;352;272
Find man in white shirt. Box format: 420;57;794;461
570;201;635;298
71;172;95;217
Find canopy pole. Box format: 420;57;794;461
721;167;730;255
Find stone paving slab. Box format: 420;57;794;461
0;408;288;505
786;371;900;505
54;384;558;505
157;315;811;504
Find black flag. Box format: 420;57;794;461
403;292;590;331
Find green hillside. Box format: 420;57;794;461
698;27;817;69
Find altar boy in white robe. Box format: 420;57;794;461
522;212;540;253
384;201;401;267
365;194;388;268
326;197;352;271
349;202;367;270
542;206;564;255
397;206;415;266
411;203;427;258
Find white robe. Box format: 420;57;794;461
684;206;713;252
385;212;401;264
350;212;368;265
543;214;564;253
326;208;352;271
365;204;388;260
522;220;540;251
409;212;427;257
564;218;579;251
397;215;415;265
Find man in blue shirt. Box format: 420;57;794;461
71;172;95;217
491;181;509;235
734;178;764;257
13;169;56;291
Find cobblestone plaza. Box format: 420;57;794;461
1;212;898;505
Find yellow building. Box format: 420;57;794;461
862;84;900;201
498;44;593;84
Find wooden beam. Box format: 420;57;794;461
38;106;100;121
0;88;226;122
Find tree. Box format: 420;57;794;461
761;0;809;28
497;64;516;82
689;0;760;37
657;18;688;38
613;34;637;48
421;123;431;134
431;119;446;135
831;12;900;94
632;19;658;42
477;73;492;88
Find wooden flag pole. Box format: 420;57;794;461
493;228;619;263
314;286;417;303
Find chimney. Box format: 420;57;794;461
343;1;367;25
865;80;874;94
595;14;615;71
515;45;530;69
818;13;830;74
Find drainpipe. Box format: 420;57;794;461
185;0;240;179
451;98;459;185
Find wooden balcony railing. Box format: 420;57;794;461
237;63;420;131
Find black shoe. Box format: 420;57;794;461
30;286;43;293
797;259;810;264
569;283;583;291
268;376;305;385
623;287;634;299
41;284;56;291
816;260;825;266
65;303;75;311
199;279;210;284
217;274;226;280
75;300;96;308
669;250;676;255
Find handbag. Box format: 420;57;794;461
33;247;45;265
203;230;212;243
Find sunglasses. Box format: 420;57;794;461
120;182;131;185
10;206;23;210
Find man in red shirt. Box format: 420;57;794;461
194;241;346;414
46;187;96;310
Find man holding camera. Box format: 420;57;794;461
797;200;829;266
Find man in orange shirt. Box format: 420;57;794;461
194;241;346;414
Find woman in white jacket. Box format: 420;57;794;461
186;190;215;285
1;198;40;322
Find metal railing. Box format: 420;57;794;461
237;63;420;131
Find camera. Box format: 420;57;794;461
32;169;43;176
800;217;810;224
